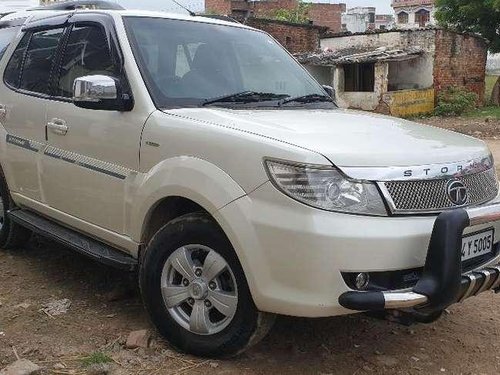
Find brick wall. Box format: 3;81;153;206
246;18;322;54
205;0;298;16
205;0;233;15
205;0;344;32
307;3;345;32
433;30;488;104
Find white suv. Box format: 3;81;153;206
0;7;499;358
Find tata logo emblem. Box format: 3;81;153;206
446;179;468;206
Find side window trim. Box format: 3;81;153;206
3;26;70;100
48;23;76;102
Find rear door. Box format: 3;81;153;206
0;24;66;202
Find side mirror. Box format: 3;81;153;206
73;75;132;111
322;85;336;100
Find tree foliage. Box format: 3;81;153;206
435;0;500;52
270;1;311;24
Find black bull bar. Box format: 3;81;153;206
339;204;500;313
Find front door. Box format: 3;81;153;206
41;19;146;234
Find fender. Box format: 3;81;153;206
128;156;258;245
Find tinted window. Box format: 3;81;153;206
57;25;115;98
4;32;29;88
20;28;65;94
0;26;20;60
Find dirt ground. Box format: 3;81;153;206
1;116;500;375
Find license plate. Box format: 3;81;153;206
461;229;495;262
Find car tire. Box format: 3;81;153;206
0;172;31;249
140;212;275;358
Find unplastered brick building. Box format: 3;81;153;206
205;0;346;33
245;18;326;54
297;28;487;116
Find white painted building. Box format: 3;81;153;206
392;0;435;29
0;0;39;14
341;7;375;33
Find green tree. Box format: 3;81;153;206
270;1;311;24
435;0;500;52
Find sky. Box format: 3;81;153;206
115;0;393;15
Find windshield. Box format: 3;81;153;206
123;17;334;109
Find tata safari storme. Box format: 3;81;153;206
0;7;499;358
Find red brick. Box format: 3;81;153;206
433;30;487;104
205;0;344;32
246;18;322;53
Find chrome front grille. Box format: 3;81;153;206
383;168;499;213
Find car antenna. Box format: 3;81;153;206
171;0;197;16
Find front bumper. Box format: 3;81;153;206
216;181;500;317
339;204;500;313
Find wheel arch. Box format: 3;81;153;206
131;156;259;255
140;195;207;246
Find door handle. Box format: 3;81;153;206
47;119;68;136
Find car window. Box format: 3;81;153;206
19;28;65;94
0;26;20;60
4;32;29;88
57;24;116;98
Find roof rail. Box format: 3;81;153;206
30;1;124;11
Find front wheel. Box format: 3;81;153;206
140;212;275;358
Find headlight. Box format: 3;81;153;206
265;159;388;216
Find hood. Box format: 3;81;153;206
165;108;490;168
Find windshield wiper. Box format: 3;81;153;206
280;93;332;105
202;91;289;106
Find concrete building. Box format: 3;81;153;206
392;0;435;29
341;7;375;33
297;29;487;116
204;0;346;32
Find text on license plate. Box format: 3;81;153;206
461;229;495;262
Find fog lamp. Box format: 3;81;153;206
355;272;369;290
